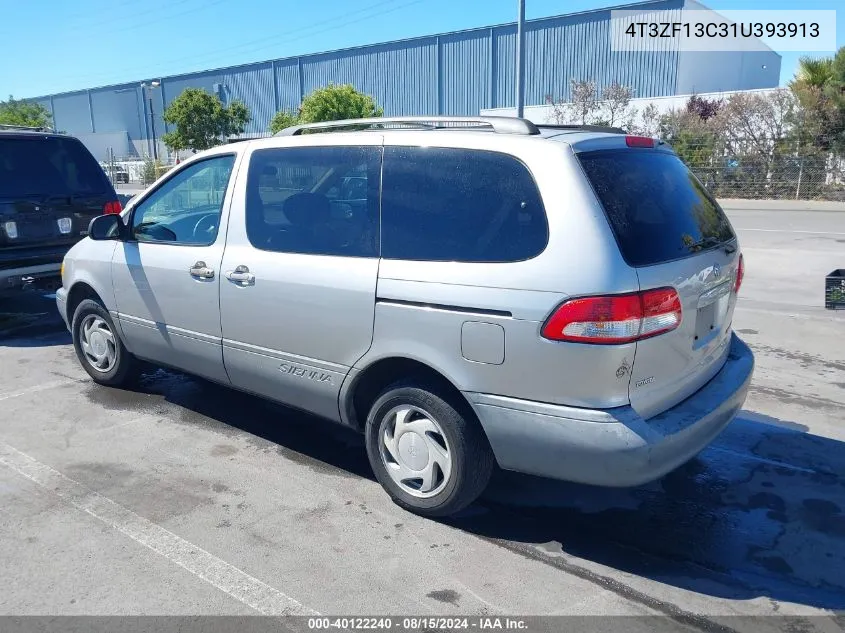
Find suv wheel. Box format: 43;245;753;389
71;299;139;386
365;381;494;517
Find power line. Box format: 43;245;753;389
62;0;200;33
55;0;423;86
133;0;407;72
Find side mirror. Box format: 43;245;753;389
89;214;125;241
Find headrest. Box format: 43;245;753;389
283;192;331;226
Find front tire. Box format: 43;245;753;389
365;380;494;517
71;298;139;386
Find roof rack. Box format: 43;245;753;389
275;116;541;137
536;124;627;135
0;123;54;132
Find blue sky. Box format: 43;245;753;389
0;0;841;98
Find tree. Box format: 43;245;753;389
792;56;834;90
631;103;660;136
600;82;634;127
568;80;599;125
161;88;250;152
686;94;722;122
297;84;382;124
269;110;299;134
0;95;52;128
789;49;845;152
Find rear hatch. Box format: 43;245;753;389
0;134;118;255
578;144;741;420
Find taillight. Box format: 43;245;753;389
625;135;654;148
103;200;122;214
542;288;682;344
734;253;744;294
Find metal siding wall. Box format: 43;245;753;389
274;59;301;113
223;63;275;134
89;84;144;140
676;49;781;94
440;31;490;116
51;92;92;135
300;39;438;116
44;0;754;140
494;26;516;109
524;6;681;105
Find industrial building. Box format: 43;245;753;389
29;0;781;160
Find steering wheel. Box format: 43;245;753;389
193;213;219;240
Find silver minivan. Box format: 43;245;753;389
56;117;754;517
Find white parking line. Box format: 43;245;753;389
0;379;80;402
734;227;845;235
0;441;318;616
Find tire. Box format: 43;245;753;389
71;298;140;386
365;380;494;517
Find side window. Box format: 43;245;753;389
381;147;548;262
131;155;236;245
245;146;381;257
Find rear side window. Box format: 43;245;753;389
578;150;735;267
0;136;110;198
381;147;548;262
245;146;381;258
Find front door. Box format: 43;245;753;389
219;139;382;421
111;153;240;383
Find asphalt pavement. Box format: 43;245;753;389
0;206;843;630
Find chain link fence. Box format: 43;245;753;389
673;135;845;201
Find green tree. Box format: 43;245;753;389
793;56;834;89
0;95;52;128
789;49;845;152
297;84;382;124
161;88;250;152
268;109;299;134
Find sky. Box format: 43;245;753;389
0;0;841;99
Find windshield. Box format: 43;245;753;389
578;149;735;267
0;136;110;198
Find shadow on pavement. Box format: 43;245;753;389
0;292;69;347
88;367;845;612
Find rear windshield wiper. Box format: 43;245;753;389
684;236;737;255
684;236;722;253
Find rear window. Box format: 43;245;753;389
381;146;548;262
0;136;110;198
578;150;735;267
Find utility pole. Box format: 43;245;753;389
516;0;526;118
141;81;160;161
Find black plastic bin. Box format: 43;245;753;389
826;269;845;310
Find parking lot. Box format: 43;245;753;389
1;204;843;627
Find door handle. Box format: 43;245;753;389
189;261;215;279
226;265;255;285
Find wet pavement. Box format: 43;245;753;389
1;207;844;626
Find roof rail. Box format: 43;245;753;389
275;116;540;137
536;124;627;135
0;123;53;132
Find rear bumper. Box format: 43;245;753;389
0;262;62;295
466;333;754;487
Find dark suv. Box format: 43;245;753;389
0;127;122;295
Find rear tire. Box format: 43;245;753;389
71;298;140;387
365;380;494;517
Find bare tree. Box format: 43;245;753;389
546;80;600;125
631;103;660;136
714;89;798;194
600;82;634;127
